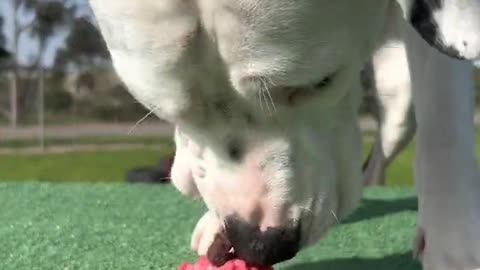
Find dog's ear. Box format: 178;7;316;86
396;0;480;60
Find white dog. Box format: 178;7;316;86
361;32;417;187
88;0;480;269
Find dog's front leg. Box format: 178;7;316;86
363;39;416;186
406;23;480;270
170;127;202;199
363;5;416;187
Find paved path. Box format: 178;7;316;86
0;143;166;155
0;118;379;140
2;112;480;142
0;121;175;140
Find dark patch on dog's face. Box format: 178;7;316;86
409;0;464;60
314;75;333;89
213;98;232;120
224;215;300;266
227;138;244;162
244;111;256;125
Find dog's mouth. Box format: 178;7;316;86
206;219;305;267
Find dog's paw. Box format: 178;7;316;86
416;226;480;270
191;211;228;256
415;193;480;270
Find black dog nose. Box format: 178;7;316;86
224;215;301;266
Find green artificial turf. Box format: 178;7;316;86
0;182;421;270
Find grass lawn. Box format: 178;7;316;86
0;147;174;183
0;182;420;270
1;130;480;185
0;135;172;148
0;134;412;185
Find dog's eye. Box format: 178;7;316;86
286;74;335;106
313;74;334;89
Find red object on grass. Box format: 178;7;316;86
178;256;273;270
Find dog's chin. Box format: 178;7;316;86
303;194;361;249
299;212;335;250
298;191;349;250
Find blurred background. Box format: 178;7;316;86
0;0;479;186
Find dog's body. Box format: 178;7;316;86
89;0;480;269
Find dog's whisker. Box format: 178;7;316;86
257;90;265;114
259;76;276;115
265;88;277;113
128;106;160;135
258;90;268;113
261;88;272;115
330;209;340;224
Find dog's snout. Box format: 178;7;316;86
224;215;301;266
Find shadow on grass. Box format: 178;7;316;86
284;252;421;270
283;196;419;269
342;197;418;225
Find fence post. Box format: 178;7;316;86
38;68;45;152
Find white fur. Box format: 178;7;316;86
191;211;224;256
405;21;480;270
399;0;480;60
363;3;416;186
436;0;480;60
89;0;480;268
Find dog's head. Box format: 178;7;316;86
90;0;480;266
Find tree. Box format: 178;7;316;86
54;16;111;117
5;0;38;128
55;17;110;70
28;1;75;149
0;16;6;49
0;16;13;121
3;0;76;129
0;16;10;60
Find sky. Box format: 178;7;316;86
0;0;479;69
0;0;95;68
